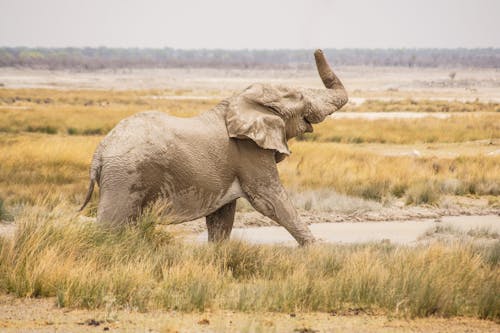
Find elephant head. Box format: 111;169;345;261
224;49;348;159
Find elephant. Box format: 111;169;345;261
80;49;348;245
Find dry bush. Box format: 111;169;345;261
405;181;441;205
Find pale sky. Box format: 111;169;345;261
0;0;499;49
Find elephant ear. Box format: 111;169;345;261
225;84;290;156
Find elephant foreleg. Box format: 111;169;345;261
206;200;237;242
242;178;316;246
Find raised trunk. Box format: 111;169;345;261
314;49;346;91
309;49;348;120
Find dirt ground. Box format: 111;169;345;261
0;295;498;333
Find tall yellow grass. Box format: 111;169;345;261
0;206;498;319
0;88;218;135
1;89;499;143
301;114;499;144
282;142;500;201
0;134;99;205
0;88;498;207
344;99;500;113
0;134;498;206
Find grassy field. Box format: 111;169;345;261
0;88;216;135
283;142;499;201
1;134;498;209
343;99;500;113
0;80;499;329
0;206;498;320
1;89;499;140
302;114;499;144
0;87;499;210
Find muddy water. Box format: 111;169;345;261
195;215;500;245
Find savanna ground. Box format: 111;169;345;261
0;66;499;332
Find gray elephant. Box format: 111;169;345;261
80;50;347;245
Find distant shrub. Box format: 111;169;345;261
25;125;57;134
0;198;12;221
467;227;499;240
475;180;500;196
348;137;365;144
405;181;440;205
439;179;463;195
326;136;342;143
295;133;318;141
425;136;438;143
67;127;78;135
82;128;104;135
359;180;391;201
66;127;104;135
391;183;408;198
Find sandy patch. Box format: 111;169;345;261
0;295;497;333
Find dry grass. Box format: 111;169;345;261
0;134;498;207
282;142;500;201
0;88;498;208
1;81;498;326
0;88;218;135
345;99;500;113
0;134;100;205
287;189;382;213
299;114;499;144
1;89;499;144
0;205;498;320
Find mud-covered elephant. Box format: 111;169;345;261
80;50;348;245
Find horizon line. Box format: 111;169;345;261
2;46;500;51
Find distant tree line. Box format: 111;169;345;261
0;47;498;69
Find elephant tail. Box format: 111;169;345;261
79;179;95;211
79;148;102;212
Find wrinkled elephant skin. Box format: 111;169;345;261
80;50;348;246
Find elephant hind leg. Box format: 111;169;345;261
96;189;144;227
206;200;237;242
